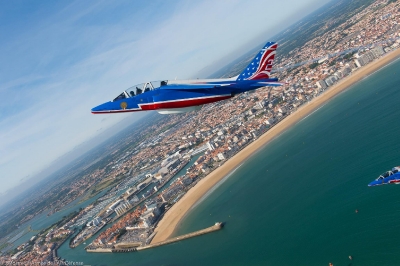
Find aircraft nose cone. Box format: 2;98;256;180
91;103;108;113
368;181;379;187
91;106;101;113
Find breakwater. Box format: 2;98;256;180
86;222;223;253
137;222;223;251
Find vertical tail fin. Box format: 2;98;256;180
237;42;277;81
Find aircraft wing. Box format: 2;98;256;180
250;82;285;87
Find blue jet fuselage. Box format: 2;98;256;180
91;78;282;114
92;42;283;114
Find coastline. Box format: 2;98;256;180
151;47;400;244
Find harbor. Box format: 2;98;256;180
86;222;223;253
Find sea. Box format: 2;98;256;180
55;58;400;265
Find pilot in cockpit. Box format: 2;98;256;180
144;84;151;92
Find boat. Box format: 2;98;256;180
368;166;400;186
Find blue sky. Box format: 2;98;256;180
0;0;330;195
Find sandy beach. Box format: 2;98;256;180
151;47;400;244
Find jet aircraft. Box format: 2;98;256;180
368;166;400;186
91;42;284;115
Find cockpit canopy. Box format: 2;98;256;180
377;170;396;180
112;81;167;102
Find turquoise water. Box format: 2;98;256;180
58;59;400;265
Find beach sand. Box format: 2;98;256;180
151;48;400;244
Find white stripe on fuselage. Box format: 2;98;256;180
139;94;231;106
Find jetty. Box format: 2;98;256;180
137;222;223;251
86;222;223;253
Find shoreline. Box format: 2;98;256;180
151;47;400;244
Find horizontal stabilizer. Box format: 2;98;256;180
250;82;285;87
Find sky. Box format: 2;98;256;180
0;0;331;196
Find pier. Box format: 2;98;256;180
85;222;223;253
137;222;223;251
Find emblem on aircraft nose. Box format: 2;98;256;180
120;102;128;110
